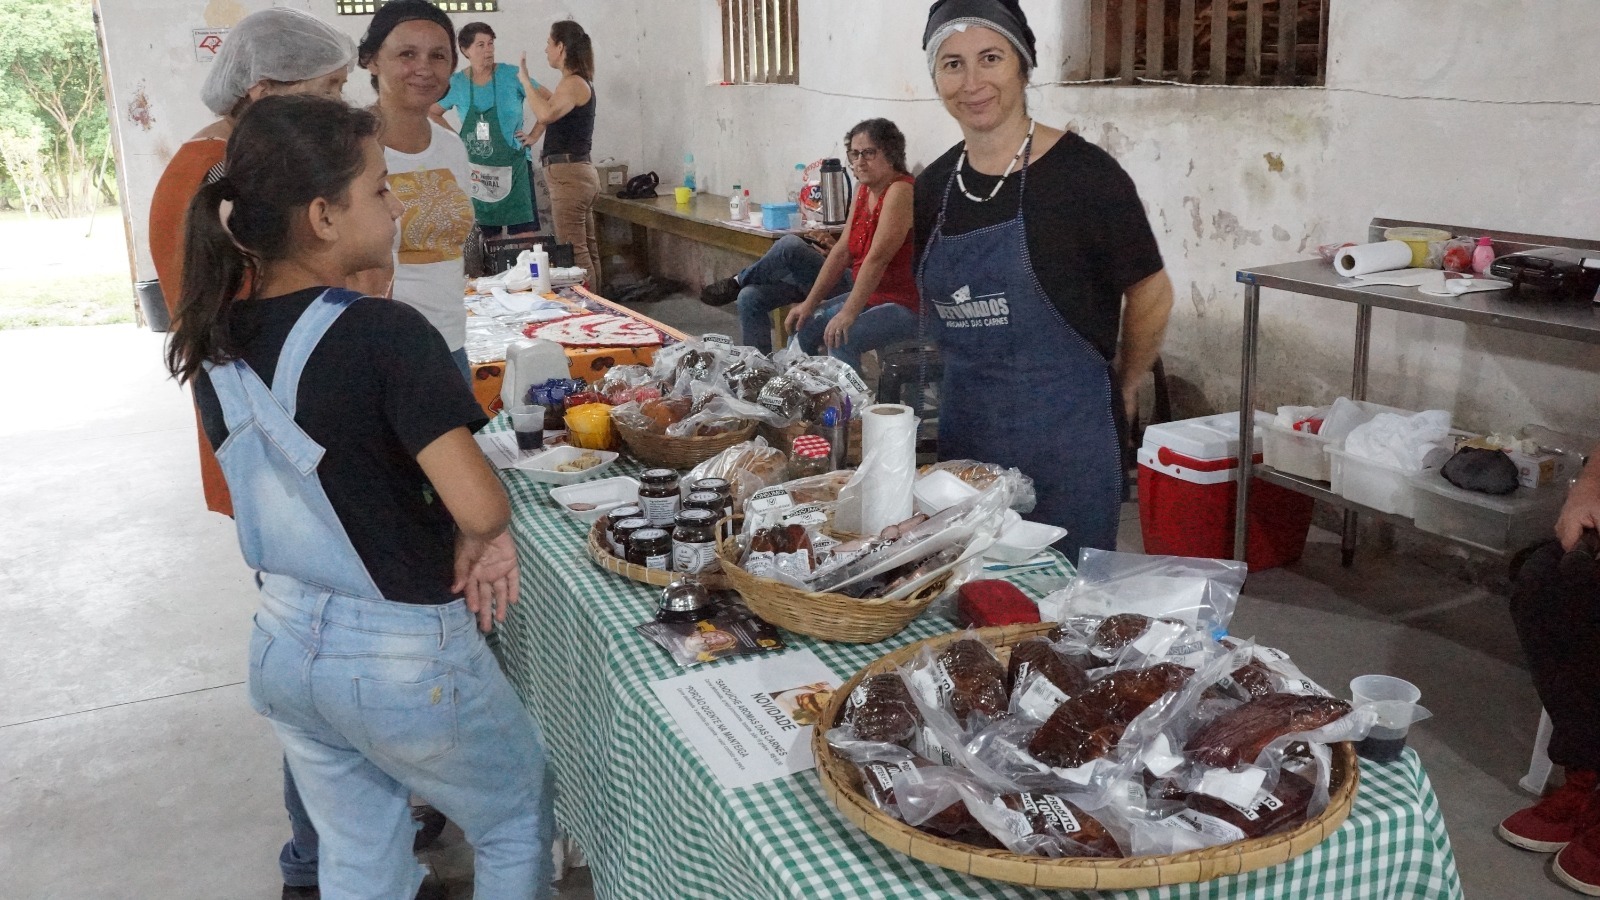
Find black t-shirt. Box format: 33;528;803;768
192;289;488;604
914;132;1164;360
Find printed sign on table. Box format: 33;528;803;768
651;649;841;790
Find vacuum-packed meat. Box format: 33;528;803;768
1185;693;1352;768
1006;638;1093;697
1027;663;1195;768
934;638;1008;724
840;674;921;746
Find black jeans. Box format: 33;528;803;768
1510;539;1600;771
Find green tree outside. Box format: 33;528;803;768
0;0;113;218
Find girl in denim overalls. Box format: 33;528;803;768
166;95;552;900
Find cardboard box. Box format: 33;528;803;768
597;162;629;195
1506;448;1578;488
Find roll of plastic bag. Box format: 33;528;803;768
859;403;918;535
1334;240;1413;278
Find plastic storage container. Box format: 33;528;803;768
762;202;799;231
1410;469;1567;553
1260;400;1410;482
1326;446;1425;518
1137;412;1315;571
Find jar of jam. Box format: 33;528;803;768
639;468;682;526
672;508;720;574
690;477;735;521
610;517;649;559
788;434;832;480
683;490;724;518
604;505;644;554
627;527;673;571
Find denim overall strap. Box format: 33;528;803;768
913;138;1123;560
203;289;385;599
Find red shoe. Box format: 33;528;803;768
1498;769;1599;852
1556;816;1600;896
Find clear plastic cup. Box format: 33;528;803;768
510;404;546;455
1350;675;1425;763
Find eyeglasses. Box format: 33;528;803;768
846;148;880;163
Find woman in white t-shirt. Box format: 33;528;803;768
359;0;477;382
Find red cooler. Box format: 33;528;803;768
1138;413;1314;571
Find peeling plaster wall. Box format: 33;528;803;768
103;0;1600;436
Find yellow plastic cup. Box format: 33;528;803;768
565;402;618;450
673;186;693;205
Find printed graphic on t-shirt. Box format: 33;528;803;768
931;283;1011;329
390;168;474;265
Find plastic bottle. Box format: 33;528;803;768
728;184;744;220
743;188;753;222
1471;236;1496;276
787;162;805;203
683;153;697;193
531;244;552;294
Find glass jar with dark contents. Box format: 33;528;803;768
672;508;721;574
690;477;735;521
627;527;673;571
639;468;682;526
604;505;644;554
610;517;650;559
683;490;724;520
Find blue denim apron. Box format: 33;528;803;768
204;288;385;600
917;140;1123;560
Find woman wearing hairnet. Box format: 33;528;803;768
150;7;353;525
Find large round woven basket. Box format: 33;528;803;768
713;535;946;643
585;519;730;591
613;418;757;470
812;623;1361;890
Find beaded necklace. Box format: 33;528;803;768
955;118;1035;203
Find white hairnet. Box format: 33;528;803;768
201;8;356;116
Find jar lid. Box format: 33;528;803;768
675;509;717;527
632;527;670;541
641;468;679;484
614;517;649;529
693;477;731;491
607;505;643;517
684;491;721;504
792;434;831;459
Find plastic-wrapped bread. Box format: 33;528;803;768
1184;693;1353;769
1027;663;1194;769
840;674;921;746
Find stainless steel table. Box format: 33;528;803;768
1232;218;1600;565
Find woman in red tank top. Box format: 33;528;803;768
782;118;920;373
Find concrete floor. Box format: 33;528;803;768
0;310;1571;899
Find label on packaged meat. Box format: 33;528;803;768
745;550;777;578
1169;810;1247;844
932;663;957;707
1197;766;1268;809
747;487;795;515
781;503;829;527
1257;646;1291;663
841;367;870;397
1017;793;1082;836
1130;621;1188;659
1141;733;1184;777
673;541;718;573
865;760;915;796
1223;787;1285;822
702;333;734;346
642;495;681;526
916;725;955;766
849;683;869;710
1015;671;1070;721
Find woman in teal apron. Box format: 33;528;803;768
434;22;537;234
915;0;1175;561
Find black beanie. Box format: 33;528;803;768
358;0;458;74
923;0;1037;71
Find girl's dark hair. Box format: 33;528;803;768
458;21;494;53
357;0;457;93
845;118;909;174
550;20;594;81
166;95;380;385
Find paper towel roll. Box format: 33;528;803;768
860;403;919;536
1334;240;1414;278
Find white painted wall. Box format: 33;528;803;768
103;0;1600;436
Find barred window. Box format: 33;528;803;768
1087;0;1329;87
336;0;499;14
721;0;799;85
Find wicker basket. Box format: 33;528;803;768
585;519;730;591
613;418;758;470
811;624;1361;890
713;534;946;643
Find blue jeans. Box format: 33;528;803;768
280;759;319;887
251;577;554;900
736;234;850;353
794;298;920;373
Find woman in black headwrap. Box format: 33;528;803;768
915;0;1174;560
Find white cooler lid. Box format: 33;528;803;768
1141;412;1270;461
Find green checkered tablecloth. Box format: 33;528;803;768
490;434;1463;900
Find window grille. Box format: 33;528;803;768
336;1;499;15
1087;0;1329;86
721;0;799;85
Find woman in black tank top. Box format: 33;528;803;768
520;20;601;287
